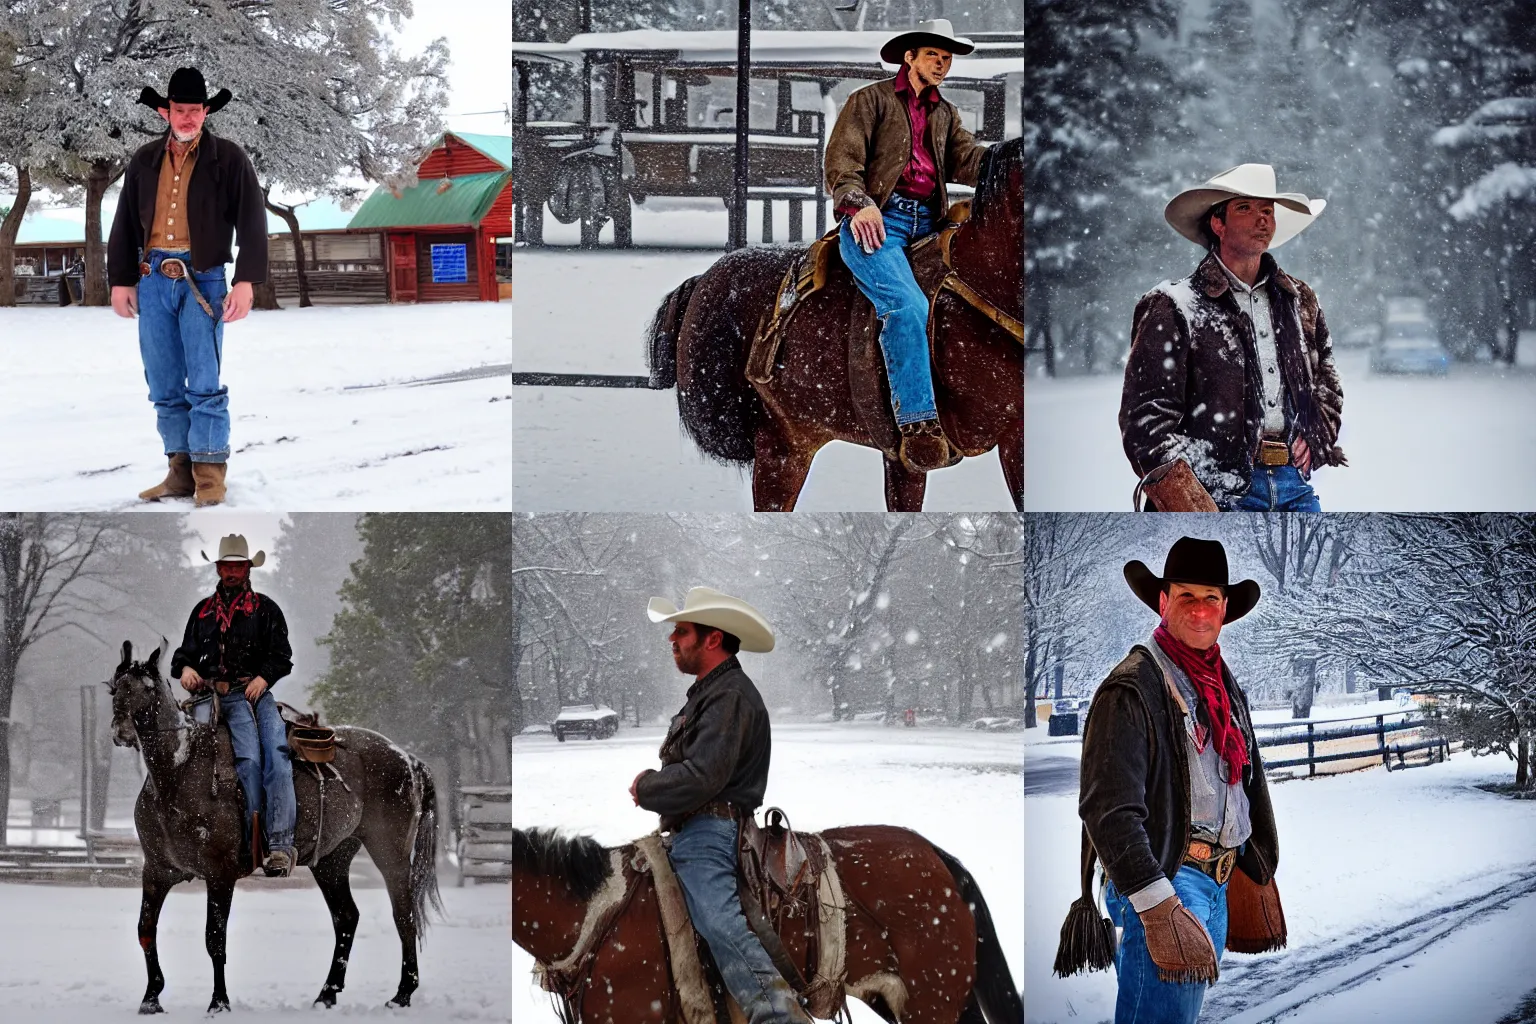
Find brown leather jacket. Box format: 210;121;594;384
825;77;988;218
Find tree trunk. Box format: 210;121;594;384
0;165;33;309
1291;658;1317;719
83;161;121;306
1517;728;1531;790
0;512;22;847
264;196;310;308
89;697;112;831
1022;636;1038;728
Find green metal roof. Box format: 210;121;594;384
346;170;510;230
442;132;512;170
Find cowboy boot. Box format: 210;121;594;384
138;453;194;501
191;461;228;507
262;846;296;878
898;419;954;474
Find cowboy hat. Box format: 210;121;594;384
138;67;233;116
200;534;266;567
1164;163;1326;250
881;19;975;65
1124;537;1260;624
646;586;775;653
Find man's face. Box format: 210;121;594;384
1158;582;1227;650
158;100;207;142
668;621;719;674
215;560;251;588
905;47;953;89
1211;197;1275;257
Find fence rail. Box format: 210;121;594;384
1256;711;1449;776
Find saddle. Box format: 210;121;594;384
180;692;337;763
746;201;1024;462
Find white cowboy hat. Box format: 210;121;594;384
646;586;775;653
881;19;975;64
200;534;266;567
1164;163;1326;250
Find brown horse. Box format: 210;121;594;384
107;640;442;1014
513;823;1021;1023
646;137;1024;512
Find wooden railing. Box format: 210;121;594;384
1255;710;1451;778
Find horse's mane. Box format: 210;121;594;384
513;828;613;901
972;135;1023;223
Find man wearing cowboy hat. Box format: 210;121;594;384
628;587;812;1024
1055;537;1282;1023
825;19;990;475
1120;164;1347;510
170;534;297;877
108;67;268;508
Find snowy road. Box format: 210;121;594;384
1024;350;1536;510
0;304;511;510
0;880;510;1021
512;250;1016;511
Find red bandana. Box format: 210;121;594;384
199;586;260;633
1153;624;1249;784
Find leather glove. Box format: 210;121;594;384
1138;894;1219;984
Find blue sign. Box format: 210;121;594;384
430;243;469;284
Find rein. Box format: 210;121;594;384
533;848;645;1021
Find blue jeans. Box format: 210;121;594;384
1231;463;1322;511
839;195;938;426
137;249;230;463
1105;866;1228;1024
219;690;296;850
668;815;803;1024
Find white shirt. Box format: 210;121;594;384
1216;255;1286;434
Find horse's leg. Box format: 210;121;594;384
882;456;928;512
364;838;422;1007
204;878;235;1013
752;423;815;512
136;868;178;1014
998;417;1024;512
311;836;364;1007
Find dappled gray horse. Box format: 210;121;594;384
107;639;442;1014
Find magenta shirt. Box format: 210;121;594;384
891;70;941;201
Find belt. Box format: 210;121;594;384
1258;438;1291;467
140;257;218;319
686;799;748;823
1184;839;1237;885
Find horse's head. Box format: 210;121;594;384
105;639;177;750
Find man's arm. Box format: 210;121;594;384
229;147;268;285
1079;679;1171;909
257;599;293;686
943;107;988;188
168;605;201;681
825;87;878;214
1300;286;1347;468
107;161;142;287
635;690;746;817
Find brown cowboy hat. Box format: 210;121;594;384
138;67;233;116
1124;537;1260;624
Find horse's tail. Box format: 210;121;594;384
646;273;697;390
409;758;444;943
932;844;1022;1024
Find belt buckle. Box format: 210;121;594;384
160;258;187;280
1260;440;1289;466
1214;849;1236;885
138;261;151;278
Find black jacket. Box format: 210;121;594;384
107;128;269;286
170;589;293;686
1079;646;1278;899
636;657;771;824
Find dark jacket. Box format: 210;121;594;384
825;77;988;219
107;128;269;286
635;656;771;827
1078;645;1278;901
170;589;293;686
1120;251;1346;506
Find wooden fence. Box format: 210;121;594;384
0;837;142;885
1256;711;1452;779
457;785;511;886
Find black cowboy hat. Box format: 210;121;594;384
1124;536;1261;624
138;67;232;115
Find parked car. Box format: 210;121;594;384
1370;321;1450;375
971;716;1023;732
1337;324;1381;350
553;704;620;741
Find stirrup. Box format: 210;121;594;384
263;846;296;878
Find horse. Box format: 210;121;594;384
513;823;1021;1023
646;136;1024;512
106;639;442;1014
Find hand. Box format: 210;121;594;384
1291;435;1312;476
222;281;254;323
850;205;886;252
1138;893;1219;982
179;666;204;692
630;770;652;807
244;676;269;702
111;285;138;319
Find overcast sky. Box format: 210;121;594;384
179;512;290;574
393;0;512;136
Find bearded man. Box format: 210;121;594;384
108;67;268;507
825;18;989;474
628;586;812;1024
171;534;296;876
1120;164;1346;510
1055;537;1285;1024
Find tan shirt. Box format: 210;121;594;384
146;133;201;253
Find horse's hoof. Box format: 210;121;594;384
385;995;411;1008
138;1000;164;1015
313;988;338;1008
207;997;231;1014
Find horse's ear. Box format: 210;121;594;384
117;640;133;677
147;637;169;676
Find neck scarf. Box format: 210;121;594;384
1153;623;1249;784
200;583;259;633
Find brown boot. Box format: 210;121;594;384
191;461;228;507
898;419;954;474
138;453;194;501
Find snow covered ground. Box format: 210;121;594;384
512;248;1015;510
1025;740;1536;1023
0;880;510;1021
0;303;511;510
512;722;1023;1022
1025;350;1536;510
